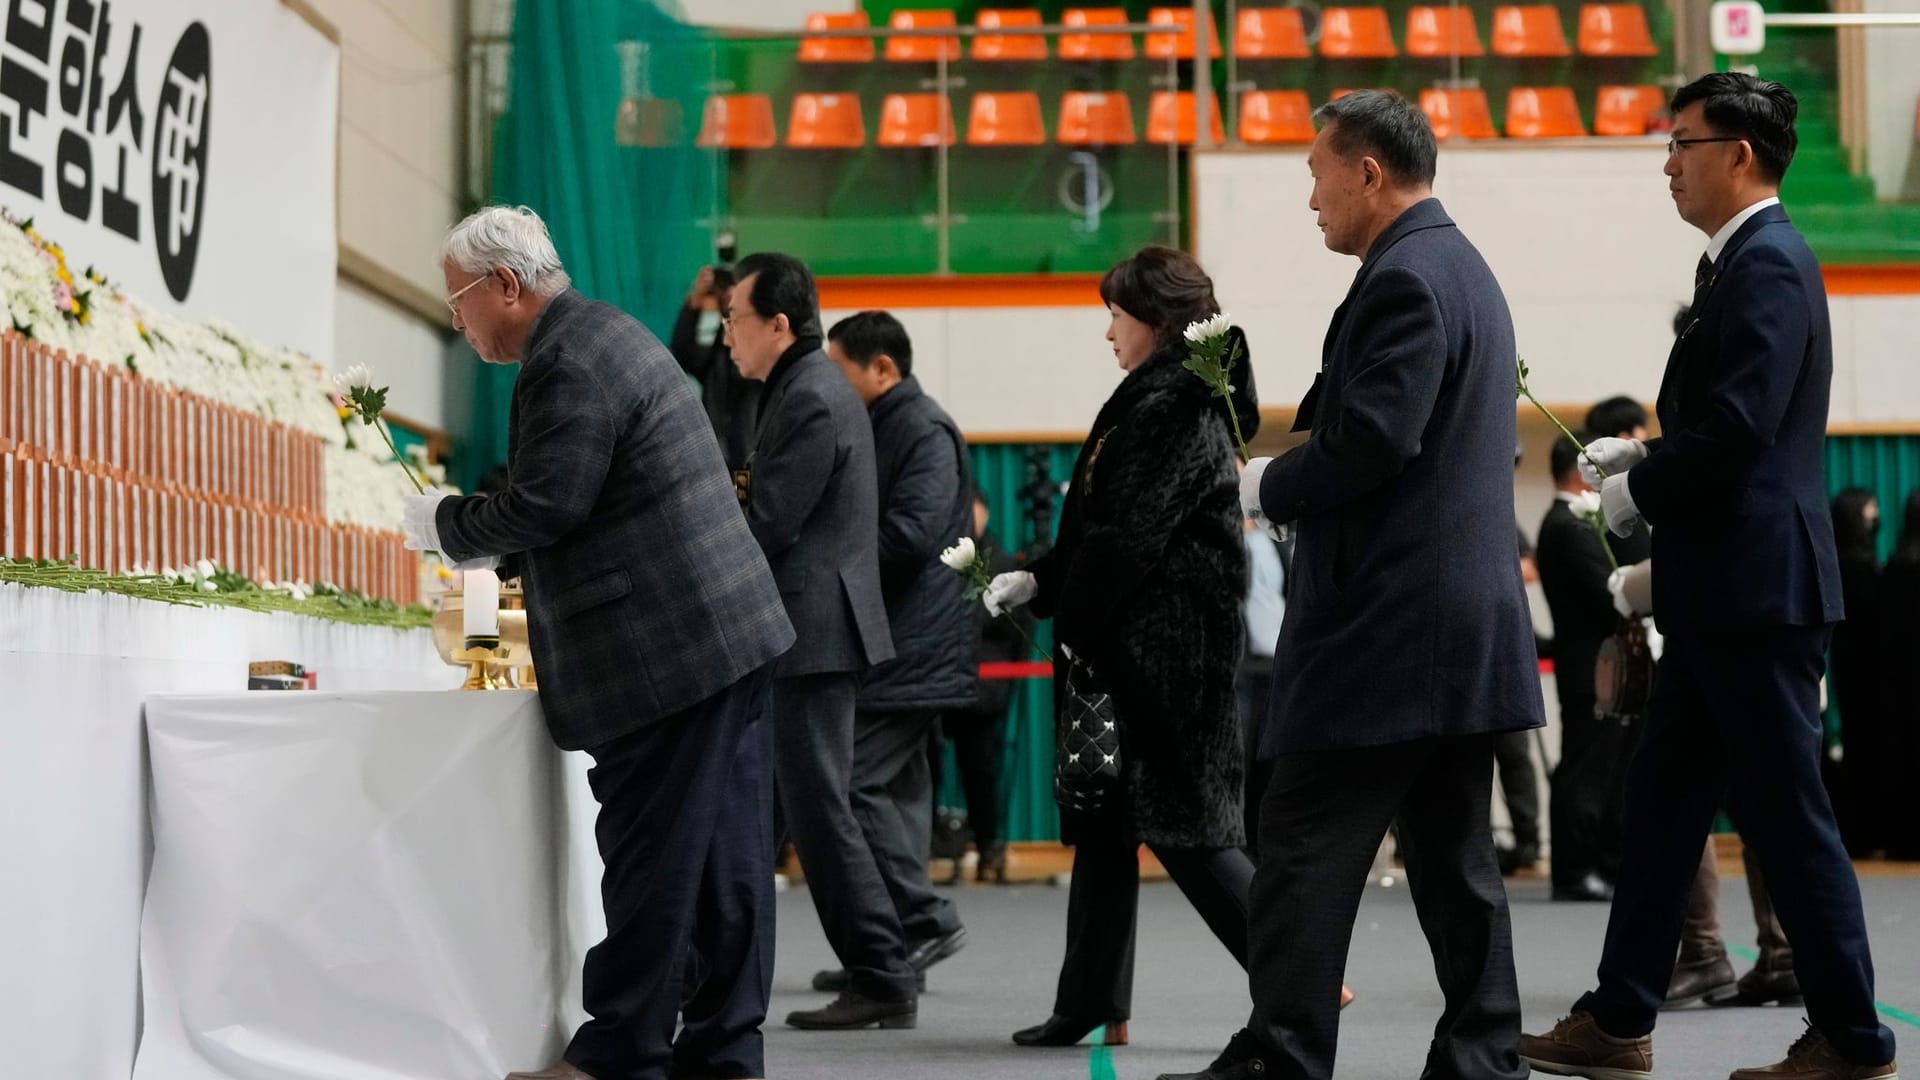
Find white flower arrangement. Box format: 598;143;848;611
1;206;427;531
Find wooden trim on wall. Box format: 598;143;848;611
279;0;341;43
338;245;453;328
383;409;451;461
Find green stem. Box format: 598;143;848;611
1522;388;1607;480
1587;516;1620;572
1003;613;1054;665
373;419;428;494
1225;399;1250;464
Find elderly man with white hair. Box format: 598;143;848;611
401;205;796;1080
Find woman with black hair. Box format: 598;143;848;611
983;246;1351;1047
1828;488;1884;855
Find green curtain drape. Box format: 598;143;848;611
454;0;717;490
1820;434;1920;746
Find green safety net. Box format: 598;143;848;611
453;0;720;490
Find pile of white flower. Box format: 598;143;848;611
0;210;420;531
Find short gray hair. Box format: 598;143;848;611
442;205;572;293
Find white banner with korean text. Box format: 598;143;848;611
0;0;338;362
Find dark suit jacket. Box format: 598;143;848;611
1628;204;1843;632
745;341;894;677
1537;498;1623;704
858;377;976;712
436;289;795;751
1257;198;1545;755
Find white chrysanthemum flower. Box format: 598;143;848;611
335;363;374;393
939;536;977;571
1570;491;1604;518
1183;312;1232;344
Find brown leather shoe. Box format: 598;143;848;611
505;1063;597;1080
1519;1011;1653;1080
1729;1025;1898;1079
1664;955;1738;1009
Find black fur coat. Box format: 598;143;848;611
1029;332;1260;848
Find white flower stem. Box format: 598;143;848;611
371;419;428;494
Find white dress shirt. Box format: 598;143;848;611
1705;196;1780;264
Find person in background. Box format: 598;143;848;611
725;252;917;1032
1497;442;1545;876
1236;486;1287;854
812;310;974;993
935;486;1022;884
1828;487;1885;856
1879;490;1920;860
670;262;761;469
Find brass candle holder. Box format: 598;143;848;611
433;583;537;690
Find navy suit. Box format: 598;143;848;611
1576;204;1895;1066
1245;199;1539;1080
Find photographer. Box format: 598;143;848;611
671;248;762;468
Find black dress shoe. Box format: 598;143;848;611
1155;1063;1269;1080
1662;954;1737;1008
1011;1014;1128;1047
1498;843;1541;876
1552;872;1615;902
1157;1028;1276;1080
785;991;916;1030
1707;967;1803;1007
905;926;967;973
810;968;925;993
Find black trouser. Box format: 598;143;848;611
1052;811;1254;1020
1577;626;1895;1066
1237;663;1275;852
852;709;962;942
1492;729;1540;852
936;707;1004;854
770;673;917;1002
1246;734;1524;1080
566;665;776;1080
1550;695;1616;889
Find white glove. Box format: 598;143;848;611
983;570;1037;617
447;554;501;573
401;491;446;553
1578;437;1649;488
1608;560;1654;619
1599;473;1641;538
1239;456;1273;520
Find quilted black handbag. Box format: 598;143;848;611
1055;644;1122;817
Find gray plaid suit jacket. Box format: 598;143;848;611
743;343;894;677
436;289;795;751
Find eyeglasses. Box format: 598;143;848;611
1666;136;1743;156
445;274;490;314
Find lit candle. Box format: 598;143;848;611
463;569;500;638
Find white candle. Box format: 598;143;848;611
463;569;500;638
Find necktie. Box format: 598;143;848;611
1694;254;1714;292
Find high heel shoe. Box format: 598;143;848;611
975;844;1008;884
1012;1014;1129;1047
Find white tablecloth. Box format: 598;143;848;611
137;691;566;1080
0;583;605;1080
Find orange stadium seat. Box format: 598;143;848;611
1147;91;1227;145
1491;5;1572;57
1507;86;1588;137
967;92;1048;146
1234;8;1312;59
1057;91;1138;144
1319;8;1399;58
1578;3;1659;56
1594;84;1669;135
1060;8;1137;60
797;12;874;63
696;94;777;150
971;9;1049;61
1239;90;1317;144
1145;7;1223;60
1406;6;1485;57
786;93;866;148
1419;87;1499;139
885;9;961;62
877;94;955;146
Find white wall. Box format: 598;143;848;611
1863;0;1920;201
304;0;464;428
677;0;824;31
337;279;452;427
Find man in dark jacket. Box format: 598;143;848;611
1536;434;1638;903
410;206;795;1080
1524;74;1897;1080
804;310;974;993
669;265;761;469
725;253;918;1032
1170;90;1542;1080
